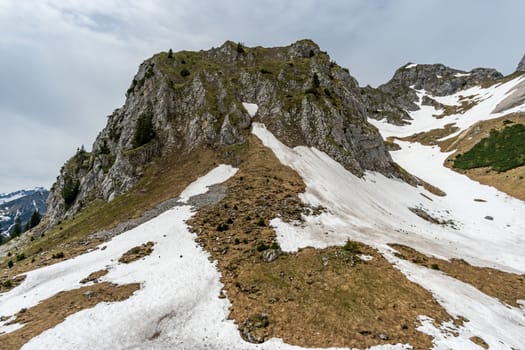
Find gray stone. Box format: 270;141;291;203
261;248;281;263
240;314;269;343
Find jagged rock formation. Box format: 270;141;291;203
516;54;525;71
46;40;398;225
362;63;502;125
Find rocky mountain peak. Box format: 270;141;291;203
362;62;502;125
45;40;398;226
516;53;525;71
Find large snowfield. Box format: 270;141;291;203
1;75;525;349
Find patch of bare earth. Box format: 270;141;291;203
118;242;154;264
470;335;489;349
390;244;525;307
0;282;139;349
79;269;109;284
188;135;453;349
432;95;478;119
442;113;525;201
398;123;459;147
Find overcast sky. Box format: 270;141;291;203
1;0;524;193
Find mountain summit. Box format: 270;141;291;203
45;39;399;226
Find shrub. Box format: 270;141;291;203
52;252;65;259
270;242;280;250
168;48;173;58
2;280;12;288
7;260;13;268
430;263;440;270
236;42;245;53
313;73;320;88
180;68;190;77
62;175;80;206
99;139;110;154
133;112;156;148
216;223;229;232
257;243;269;252
15;253;25;261
257;218;266;227
226;218;234;224
342;240;361;254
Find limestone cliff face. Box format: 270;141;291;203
362;63;502;125
46;40;398;225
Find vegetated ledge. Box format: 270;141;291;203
390;244;525;308
188;134;455;349
0;282;139;349
442;113;525;201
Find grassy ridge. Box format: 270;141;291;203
454;123;525;172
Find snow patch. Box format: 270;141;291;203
454;73;471;78
178;164;237;203
242;102;258;117
405;63;418;69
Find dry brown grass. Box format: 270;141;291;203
457;166;525;201
118;242;154;264
188;135;452;349
399;123;458;147
470;336;489;349
79;269;108;284
0;282;139;349
390;244;525;307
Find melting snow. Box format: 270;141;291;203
0;164;408;350
252;122;525;349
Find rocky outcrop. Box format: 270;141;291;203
362;63;502;124
46;40;399;225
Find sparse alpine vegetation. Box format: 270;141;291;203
453;123;525;172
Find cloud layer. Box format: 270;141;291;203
1;0;524;192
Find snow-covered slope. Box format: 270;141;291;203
370;74;525;140
0;165;408;350
251;122;525;349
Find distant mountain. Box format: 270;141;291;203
0;187;49;238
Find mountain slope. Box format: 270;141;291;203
0;42;524;350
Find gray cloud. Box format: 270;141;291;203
1;0;524;192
